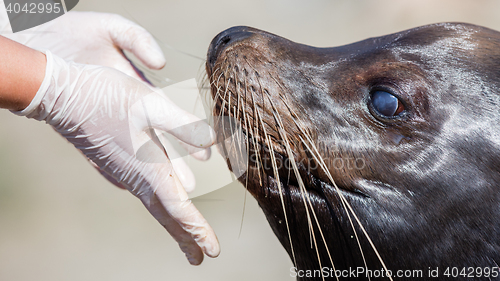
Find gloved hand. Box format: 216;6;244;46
12;50;220;264
0;8;162;82
2;7;218;264
0;10;213;189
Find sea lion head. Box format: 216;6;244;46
206;23;500;280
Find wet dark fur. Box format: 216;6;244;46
206;23;500;280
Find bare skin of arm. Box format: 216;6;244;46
0;35;46;111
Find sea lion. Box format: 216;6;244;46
205;23;500;280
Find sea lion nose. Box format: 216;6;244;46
207;26;254;69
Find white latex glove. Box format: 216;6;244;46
12;50;220;265
0;8;161;81
0;9;211;190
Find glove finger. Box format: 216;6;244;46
178;140;212;161
157;132;196;193
135;92;216;148
153;171;220;258
139;191;205;265
110;52;156;84
104;14;166;70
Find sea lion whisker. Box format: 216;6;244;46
232;68;247;177
208;67;218;83
242;67;252;182
297;135;368;280
210;69;225;124
197;72;210;111
290;114;374;278
266;133;298;267
255;100;300;269
279;97;372;272
276;125;325;281
225;65;246;184
209;64;223;83
252;106;265;185
231;103;246;173
261;92;315;232
213;64;229;103
260;88;325;277
216;65;232;137
263;94;340;273
228;81;247;170
213;65;229;107
238;105;252;238
275;102;351;275
206;66;220;107
276;97;366;274
241;68;261;192
246;70;266;185
226;93;234;145
236;74;242;122
263;89;338;276
197;63;210;99
297;133;393;281
241;57;277;185
210;67;223;88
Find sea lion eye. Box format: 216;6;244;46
371;90;405;117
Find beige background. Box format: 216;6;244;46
1;0;500;280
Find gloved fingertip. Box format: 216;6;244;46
194;228;220;258
209;126;217;145
204;240;221;258
205;249;221;259
191;125;216;148
136;39;166;70
107;14;167;70
180;243;204;265
191;147;212;162
182;178;196;194
187;255;203;266
168;158;196;194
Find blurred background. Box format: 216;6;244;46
1;0;500;280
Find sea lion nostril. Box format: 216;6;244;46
207;26;255;69
220;35;231;45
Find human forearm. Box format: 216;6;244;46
0;35;46;111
